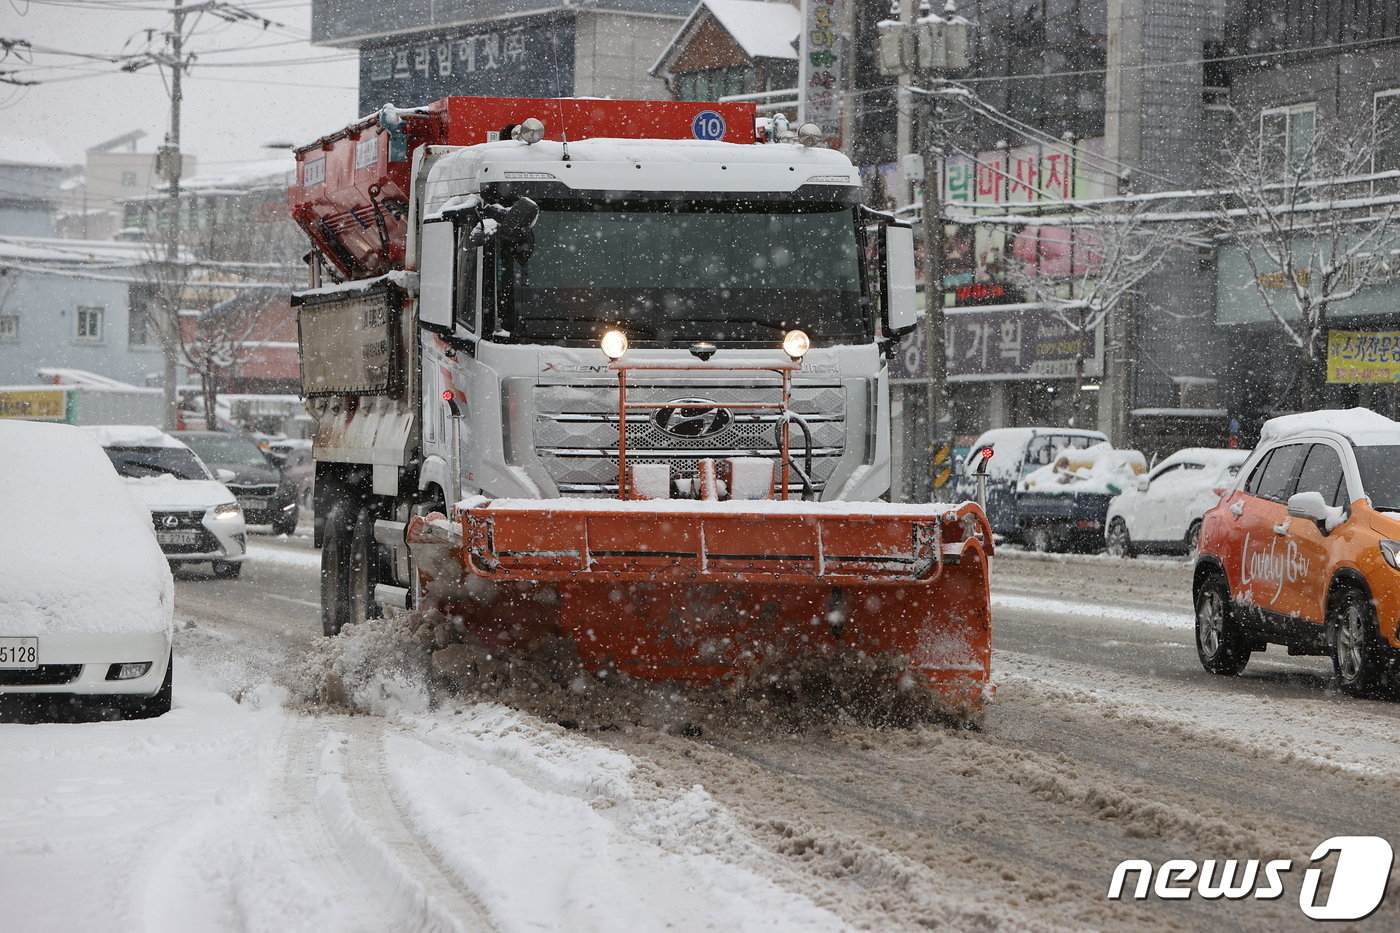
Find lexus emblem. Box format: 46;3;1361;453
651;398;733;438
161;515;180;528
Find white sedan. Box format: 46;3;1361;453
84;424;248;578
0;421;175;718
1104;447;1250;558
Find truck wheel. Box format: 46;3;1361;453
1331;587;1386;697
321;498;356;636
1105;518;1135;558
347;505;383;626
1194;573;1250;675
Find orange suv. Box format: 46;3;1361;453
1194;409;1400;696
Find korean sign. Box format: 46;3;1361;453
359;18;574;116
1327;331;1400;383
940;138;1111;305
887;305;1103;383
799;0;845;149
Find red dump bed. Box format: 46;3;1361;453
290;97;758;281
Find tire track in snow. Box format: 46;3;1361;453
318;718;496;933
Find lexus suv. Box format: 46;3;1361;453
84;425;247;579
1193;408;1400;696
175;430;300;535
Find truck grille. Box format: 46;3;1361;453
532;382;848;496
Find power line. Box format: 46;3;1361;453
956;33;1400;85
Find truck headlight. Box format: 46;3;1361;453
782;329;810;359
1381;540;1400;570
601;329;628;360
212;502;242;521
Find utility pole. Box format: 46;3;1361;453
158;0;188;431
878;4;969;500
921;106;953;500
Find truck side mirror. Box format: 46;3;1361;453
418;219;455;332
883;223;917;333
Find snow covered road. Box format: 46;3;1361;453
4;540;1399;931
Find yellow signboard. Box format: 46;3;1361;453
0;388;70;421
1327;331;1400;383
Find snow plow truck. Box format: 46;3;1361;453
289;97;993;707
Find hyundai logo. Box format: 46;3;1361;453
161;515;180;528
651;398;734;438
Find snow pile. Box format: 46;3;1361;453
0;420;173;637
292;614;431;717
1020;441;1146;495
1258;406;1400;445
291;609;979;732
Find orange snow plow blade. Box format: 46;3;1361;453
407;499;993;707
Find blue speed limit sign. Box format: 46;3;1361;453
691;110;727;140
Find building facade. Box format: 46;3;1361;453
310;0;697;114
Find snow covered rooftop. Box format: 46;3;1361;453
0;234;154;268
654;0;799;76
35;368;147;389
83;425;187;449
1258;407;1400;447
0;137;73;168
423;137;856;215
702;0;800;60
180;158;294;192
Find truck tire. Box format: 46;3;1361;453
321;498;356;636
347;505;383;626
1331;587;1387;697
1027;524;1055;553
1194;573;1251;675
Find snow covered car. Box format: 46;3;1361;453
175;429;300;535
1016;441;1146;552
1194;408;1400;696
84;425;247;578
955;426;1108;540
0;420;174;717
1104;447;1250;557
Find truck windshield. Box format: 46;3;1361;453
500;201;867;345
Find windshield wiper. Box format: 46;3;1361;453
122;462;189;479
722;317;795;332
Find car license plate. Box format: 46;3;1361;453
240;498;268;511
156;530;201;546
0;637;38;669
